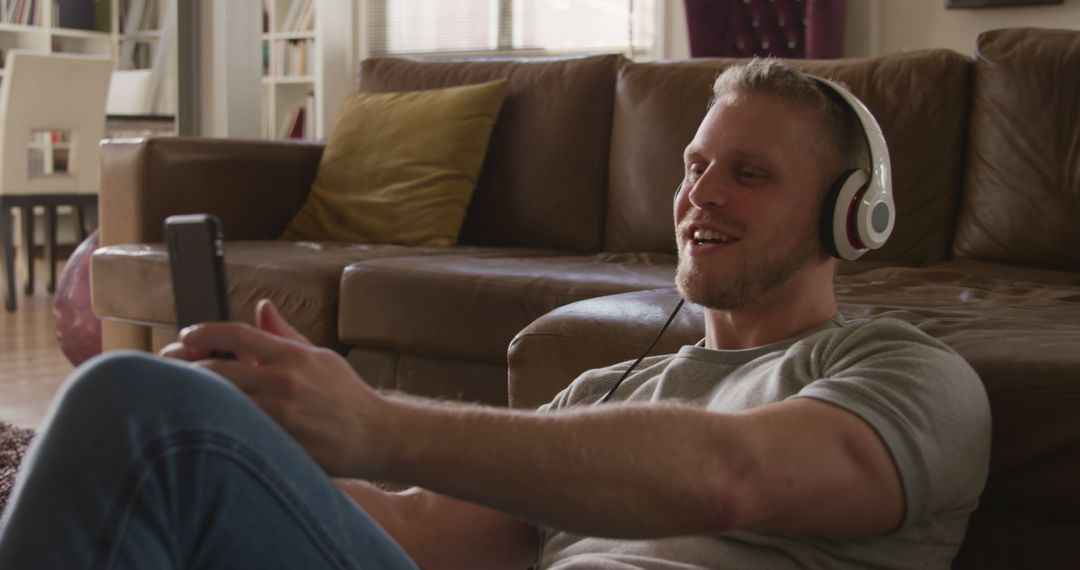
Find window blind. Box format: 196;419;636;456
366;0;656;58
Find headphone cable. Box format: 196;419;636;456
598;298;686;404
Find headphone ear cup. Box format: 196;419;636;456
820;172;848;259
820;169;871;261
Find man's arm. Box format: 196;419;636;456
332;480;538;570
368;396;903;539
178;305;903;540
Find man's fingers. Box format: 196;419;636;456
255;298;313;346
196;357;274;394
181;321;297;364
159;341;212;362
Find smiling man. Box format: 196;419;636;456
676;73;843;348
0;59;990;569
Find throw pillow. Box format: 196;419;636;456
282;79;508;246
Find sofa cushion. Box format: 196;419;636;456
338;253;677;364
91;241;563;350
347;346;510;406
357;55;624;253
605;49;973;267
952;28;1080;270
282;80;508;246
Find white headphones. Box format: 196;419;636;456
810;76;895;261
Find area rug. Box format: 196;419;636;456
0;421;34;515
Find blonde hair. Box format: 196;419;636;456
711;58;866;186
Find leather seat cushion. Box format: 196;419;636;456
339;253;677;363
91;241;564;350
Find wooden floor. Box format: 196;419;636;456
0;256;73;429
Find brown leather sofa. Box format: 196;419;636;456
92;27;1080;568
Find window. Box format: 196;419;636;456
366;0;657;58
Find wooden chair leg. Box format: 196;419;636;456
45;204;58;294
88;196;99;234
21;205;34;296
76;204;88;241
1;204;15;312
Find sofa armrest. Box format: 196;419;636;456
507;288;705;409
99;137;324;246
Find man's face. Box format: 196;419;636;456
674;91;831;311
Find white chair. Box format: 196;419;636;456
0;50;112;312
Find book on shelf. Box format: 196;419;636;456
95;0;110;32
120;0;158;32
56;0;96;30
52;148;69;173
280;0;313;33
140;0;157;30
28;148;45;177
272;38;314;77
3;0;42;25
262;40;270;76
278;95;315;139
32;129;71;144
296;0;314;32
279;0;301;32
262;88;272;138
281;104;305;139
26;144;70;177
303;91;314;139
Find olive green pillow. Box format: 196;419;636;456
282;80;508;245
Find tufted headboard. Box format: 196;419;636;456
684;0;846;59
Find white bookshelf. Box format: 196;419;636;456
261;0;352;140
0;0;175;113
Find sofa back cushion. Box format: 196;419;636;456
606;49;973;266
282;80;508;246
952;28;1080;270
358;55;624;253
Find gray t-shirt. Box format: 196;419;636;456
536;315;991;570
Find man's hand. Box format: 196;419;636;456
162;302;539;568
160;299;391;477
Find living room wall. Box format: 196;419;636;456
662;0;1080;59
845;0;1080;56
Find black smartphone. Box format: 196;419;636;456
165;213;232;335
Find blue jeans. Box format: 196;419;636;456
0;351;419;569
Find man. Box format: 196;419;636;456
0;59;990;569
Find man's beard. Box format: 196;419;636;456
675;227;822;311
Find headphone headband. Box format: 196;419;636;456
808;76;895;261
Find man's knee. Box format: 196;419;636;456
55;351;240;422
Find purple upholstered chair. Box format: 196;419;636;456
684;0;845;59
